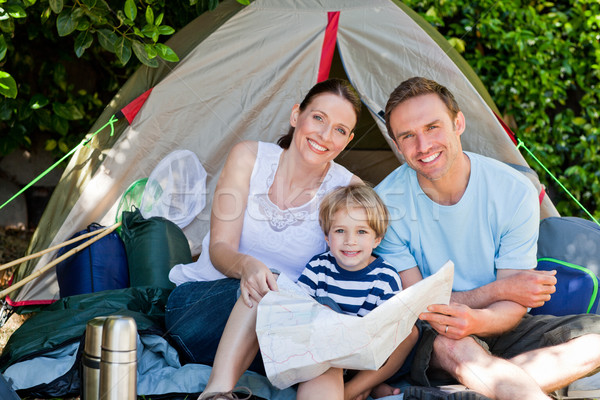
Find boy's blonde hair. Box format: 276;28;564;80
319;184;390;238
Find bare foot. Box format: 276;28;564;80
370;383;401;399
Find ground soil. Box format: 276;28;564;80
0;227;34;353
0;227;82;399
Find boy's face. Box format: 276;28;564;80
325;207;382;272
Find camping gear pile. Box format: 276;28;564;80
0;0;597;399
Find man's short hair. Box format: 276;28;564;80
319;184;389;238
385;77;461;142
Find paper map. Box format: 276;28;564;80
256;261;454;389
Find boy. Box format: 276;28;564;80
298;184;401;315
296;184;419;400
200;185;417;400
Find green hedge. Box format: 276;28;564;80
404;0;600;220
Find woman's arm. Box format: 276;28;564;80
208;141;278;307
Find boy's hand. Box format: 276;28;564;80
344;379;371;400
369;383;402;399
345;389;370;400
344;382;401;400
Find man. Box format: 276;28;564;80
375;77;600;400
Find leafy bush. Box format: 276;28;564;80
404;0;600;220
0;0;219;156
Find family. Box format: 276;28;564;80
164;77;600;400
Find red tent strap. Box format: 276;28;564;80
539;185;546;204
317;12;340;82
493;112;547;204
493;111;518;145
118;88;154;124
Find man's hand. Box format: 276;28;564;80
497;269;557;308
420;300;526;338
419;302;477;339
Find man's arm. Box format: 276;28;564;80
400;266;529;338
422;300;526;338
399;266;556;309
450;269;557;309
402;265;556;309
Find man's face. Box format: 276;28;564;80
389;93;465;183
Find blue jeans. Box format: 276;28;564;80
164;278;265;373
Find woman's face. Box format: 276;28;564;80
290;93;356;166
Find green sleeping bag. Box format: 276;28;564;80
120;209;192;289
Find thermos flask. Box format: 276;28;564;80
82;316;107;400
99;315;137;400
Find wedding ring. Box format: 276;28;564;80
445;325;449;333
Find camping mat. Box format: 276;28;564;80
0;286;169;372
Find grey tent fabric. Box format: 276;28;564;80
11;0;557;306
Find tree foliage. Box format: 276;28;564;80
404;0;600;219
0;0;220;156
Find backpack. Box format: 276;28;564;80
55;223;129;298
530;217;600;316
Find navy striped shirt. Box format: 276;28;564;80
297;251;402;317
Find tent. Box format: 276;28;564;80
7;0;558;306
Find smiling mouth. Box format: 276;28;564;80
342;250;360;257
308;139;327;152
420;152;440;163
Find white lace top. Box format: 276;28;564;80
169;141;354;285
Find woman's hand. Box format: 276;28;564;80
239;257;278;308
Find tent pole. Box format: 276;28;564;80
0;226;116;272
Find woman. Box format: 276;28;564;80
165;78;363;398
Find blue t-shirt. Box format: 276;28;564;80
297;251;402;317
375;152;539;291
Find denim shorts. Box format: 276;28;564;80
164;278;265;373
411;313;600;387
